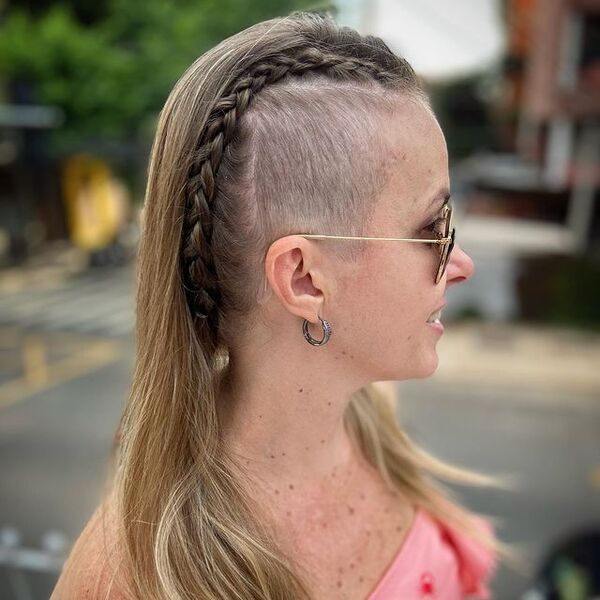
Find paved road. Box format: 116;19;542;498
0;266;135;338
0;329;130;599
397;378;600;600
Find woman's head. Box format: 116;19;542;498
116;12;512;600
143;10;473;388
145;9;454;354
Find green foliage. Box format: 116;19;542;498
0;0;321;149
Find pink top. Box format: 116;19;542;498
367;508;497;600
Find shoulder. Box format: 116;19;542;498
50;498;133;600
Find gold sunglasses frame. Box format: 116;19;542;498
294;204;455;284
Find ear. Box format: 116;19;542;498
264;236;329;322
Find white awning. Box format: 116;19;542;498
338;0;506;81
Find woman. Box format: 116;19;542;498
52;11;518;600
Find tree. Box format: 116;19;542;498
0;0;324;150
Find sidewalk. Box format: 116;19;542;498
376;321;600;407
0;242;89;296
430;321;600;399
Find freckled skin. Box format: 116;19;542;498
255;449;412;599
254;458;415;600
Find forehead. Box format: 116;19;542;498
377;99;449;221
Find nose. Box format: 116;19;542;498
445;242;474;285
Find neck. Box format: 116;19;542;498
217;353;368;492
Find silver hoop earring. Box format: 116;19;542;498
302;316;332;346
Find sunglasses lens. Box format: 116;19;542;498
436;228;455;283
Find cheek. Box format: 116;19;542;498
378;264;429;316
369;282;428;343
333;251;430;338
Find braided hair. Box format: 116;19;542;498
179;12;422;338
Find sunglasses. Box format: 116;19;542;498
294;204;456;284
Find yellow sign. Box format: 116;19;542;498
62;155;126;250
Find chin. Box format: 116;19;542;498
413;353;440;379
380;356;439;382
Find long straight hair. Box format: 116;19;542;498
106;11;524;600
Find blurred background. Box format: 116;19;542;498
0;0;599;598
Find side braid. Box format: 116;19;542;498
181;47;411;328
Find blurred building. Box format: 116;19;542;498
0;104;134;268
0;104;66;265
480;0;600;255
340;0;599;324
342;0;599;255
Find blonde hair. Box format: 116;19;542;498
107;11;525;600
